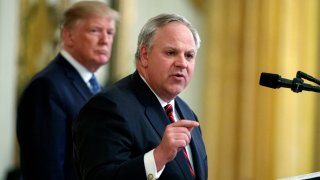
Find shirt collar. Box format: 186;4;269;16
60;49;93;83
138;73;175;110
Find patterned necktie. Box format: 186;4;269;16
89;74;101;94
164;104;195;178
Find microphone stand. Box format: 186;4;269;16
291;71;320;93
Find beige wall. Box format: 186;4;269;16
0;1;19;179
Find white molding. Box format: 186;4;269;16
0;0;19;179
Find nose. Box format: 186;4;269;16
100;32;111;45
175;55;188;68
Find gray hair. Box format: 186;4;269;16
60;1;119;34
134;14;201;64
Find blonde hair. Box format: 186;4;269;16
60;1;119;32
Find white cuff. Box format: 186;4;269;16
144;149;165;180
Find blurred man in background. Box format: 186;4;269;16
16;1;119;179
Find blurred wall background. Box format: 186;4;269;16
0;0;19;180
202;1;320;179
1;0;320;180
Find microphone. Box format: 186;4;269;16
259;72;320;93
259;73;292;89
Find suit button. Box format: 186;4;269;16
147;174;154;180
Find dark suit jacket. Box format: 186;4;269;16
73;71;208;180
17;54;95;180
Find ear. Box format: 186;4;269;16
62;28;74;47
139;47;149;67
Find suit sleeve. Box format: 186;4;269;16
73;95;147;180
17;77;67;179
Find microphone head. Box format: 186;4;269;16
259;72;281;88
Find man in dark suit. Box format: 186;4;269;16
73;14;208;180
16;1;119;179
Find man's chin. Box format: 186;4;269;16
97;57;110;64
169;86;185;96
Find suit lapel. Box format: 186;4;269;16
131;71;169;139
175;150;195;180
145;105;169;138
57;55;93;100
189;130;205;180
175;99;206;180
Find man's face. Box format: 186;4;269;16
141;22;196;102
64;16;116;72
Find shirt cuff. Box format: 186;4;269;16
144;149;165;180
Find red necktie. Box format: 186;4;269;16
164;104;195;178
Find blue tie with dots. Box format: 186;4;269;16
89;74;101;94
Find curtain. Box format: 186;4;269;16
201;0;320;179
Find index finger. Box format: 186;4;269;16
171;120;199;128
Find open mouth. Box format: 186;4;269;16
172;73;185;80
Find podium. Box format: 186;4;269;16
278;172;320;180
